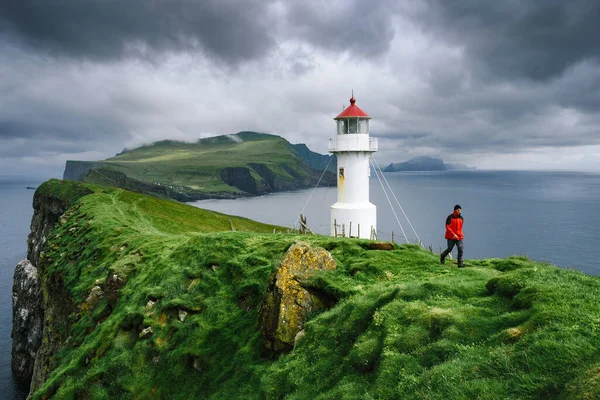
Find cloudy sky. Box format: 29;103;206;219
1;0;600;178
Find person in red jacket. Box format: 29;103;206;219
440;205;464;268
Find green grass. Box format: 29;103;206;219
32;180;600;399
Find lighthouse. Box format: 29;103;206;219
329;95;377;239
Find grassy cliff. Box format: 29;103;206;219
64;132;335;200
30;180;600;399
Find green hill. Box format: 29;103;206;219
22;180;600;399
63;132;335;201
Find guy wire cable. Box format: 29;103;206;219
370;157;408;243
371;155;423;247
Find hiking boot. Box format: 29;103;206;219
458;263;465;268
440;254;445;264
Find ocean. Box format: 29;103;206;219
193;170;600;276
0;178;39;400
0;170;599;399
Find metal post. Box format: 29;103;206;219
300;214;307;234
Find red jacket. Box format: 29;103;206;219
445;211;464;240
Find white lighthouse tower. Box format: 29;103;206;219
329;95;377;239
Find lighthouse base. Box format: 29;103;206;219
330;202;376;239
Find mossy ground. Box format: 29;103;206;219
33;180;600;399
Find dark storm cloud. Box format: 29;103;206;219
0;118;119;142
0;117;124;157
284;0;396;57
0;120;39;139
0;0;275;63
422;0;600;81
1;1;599;174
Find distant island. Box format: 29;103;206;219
384;156;475;172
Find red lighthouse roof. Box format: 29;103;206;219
335;96;371;119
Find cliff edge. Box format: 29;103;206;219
12;180;600;399
12;181;93;392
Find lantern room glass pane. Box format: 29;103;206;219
337;120;348;134
348;119;358;133
359;119;368;133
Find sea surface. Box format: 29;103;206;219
0;171;599;399
0;178;39;400
194;170;600;276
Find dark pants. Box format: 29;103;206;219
442;239;463;265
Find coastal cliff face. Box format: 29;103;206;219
62;161;103;181
12;181;92;395
27;183;92;266
11;260;43;379
219;163;325;195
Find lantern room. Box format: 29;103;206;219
334;96;371;135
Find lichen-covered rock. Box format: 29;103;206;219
178;310;188;322
139;326;153;339
11;260;43;379
294;329;306;349
82;286;104;312
258;242;336;353
105;273;125;308
146;300;156;311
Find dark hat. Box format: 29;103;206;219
454;204;462;210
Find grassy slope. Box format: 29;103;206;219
34;181;600;399
94;132;313;193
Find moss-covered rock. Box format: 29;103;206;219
258;242;336;353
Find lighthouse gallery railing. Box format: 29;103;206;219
328;136;378;152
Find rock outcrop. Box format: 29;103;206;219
219;167;264;194
258;242;337;354
11;260;43;379
248;163;289;192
